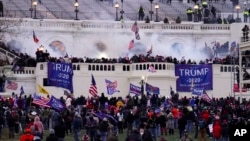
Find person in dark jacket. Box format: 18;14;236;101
178;116;187;139
99;117;109;141
0;111;4;138
54;119;66;141
221;120;229;141
46;129;59;141
126;129;141;141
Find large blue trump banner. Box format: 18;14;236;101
47;62;73;93
175;64;213;92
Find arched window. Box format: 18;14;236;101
77;65;80;70
220;66;223;72
112;65;115;71
73;65;76;70
155;64;158;70
224;66;227;72
88;65;91;70
123;65;126;71
127;65;130;71
100;65;103;71
159;64;162;70
92;65;95;71
104;65;107;71
96;65;99;71
163;64;166;70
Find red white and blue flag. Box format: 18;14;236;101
33;30;39;43
89;74;98;97
105;79;120;95
6;80;18;90
201;90;211;103
146;83;160;94
131;22;140;40
32;93;50;108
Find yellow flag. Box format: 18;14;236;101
38;85;49;95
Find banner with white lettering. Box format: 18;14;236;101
175;64;213;92
47;62;73;93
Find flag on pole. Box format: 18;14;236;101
131;21;140;40
38;84;49;95
89;74;98;97
147;45;153;56
128;40;134;50
129;83;141;95
192;87;203;96
32;93;50;108
20;86;24;96
105;79;120;95
47;95;65;112
201;90;211;103
146;83;160;94
148;65;156;73
33;30;39;43
6;80;18;90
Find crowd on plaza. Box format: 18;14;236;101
0;91;249;141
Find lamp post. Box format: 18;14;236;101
29;0;33;18
32;0;37;19
154;3;159;22
114;2;119;21
120;0;124;20
194;4;199;22
141;76;145;96
235;5;241;23
149;0;154;20
74;0;79;20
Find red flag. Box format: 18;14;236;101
33;30;39;43
89;74;98;97
128;40;134;50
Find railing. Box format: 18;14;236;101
0;18;231;32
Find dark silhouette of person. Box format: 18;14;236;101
138;6;145;21
242;25;249;42
0;1;3;17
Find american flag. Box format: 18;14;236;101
201;91;211;103
32;93;50;107
89;74;98;97
6;80;18;90
131;22;140;40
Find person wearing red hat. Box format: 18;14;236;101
20;128;34;141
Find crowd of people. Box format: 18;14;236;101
0;91;249;141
